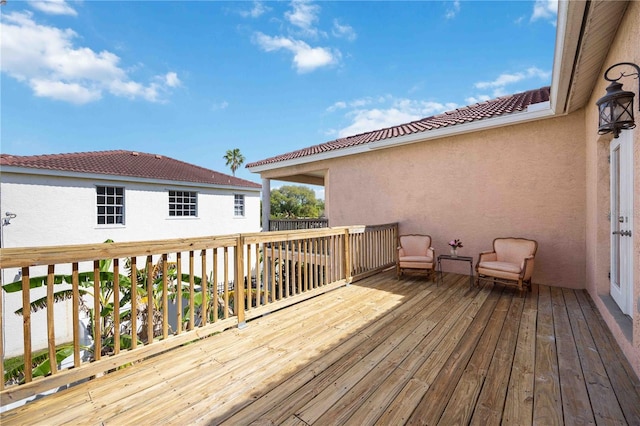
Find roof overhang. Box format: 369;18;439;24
2;166;262;193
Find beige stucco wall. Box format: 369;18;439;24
584;0;639;378
263;113;587;288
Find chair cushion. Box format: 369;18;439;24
478;261;521;274
400;261;434;269
399;255;434;263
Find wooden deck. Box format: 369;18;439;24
2;271;640;425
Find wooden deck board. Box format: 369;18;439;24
2;270;639;425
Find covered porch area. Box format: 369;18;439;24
3;270;639;425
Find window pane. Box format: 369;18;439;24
168;190;197;217
97;186;124;225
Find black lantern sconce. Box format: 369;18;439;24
595;62;640;138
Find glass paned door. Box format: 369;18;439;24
610;131;634;317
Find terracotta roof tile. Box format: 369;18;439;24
246;86;550;169
1;150;261;188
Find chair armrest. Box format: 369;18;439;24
478;251;497;262
398;247;406;257
427;247;435;258
521;255;535;280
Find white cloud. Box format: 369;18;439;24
0;11;181;104
254;32;339;73
212;100;229;111
285;0;321;37
240;1;269;18
531;0;558;23
335;97;457;138
470;67;550;101
326;101;346;112
445;0;461;19
332;19;356;41
31;79;101;104
465;95;491;104
164;72;181;88
474;67;551;90
28;0;77;16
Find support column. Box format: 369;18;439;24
262;178;271;232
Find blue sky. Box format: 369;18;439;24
1;0;557;190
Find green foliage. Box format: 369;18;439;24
270;185;325;219
223;148;245;176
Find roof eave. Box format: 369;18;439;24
247;103;554;173
1;166;262;192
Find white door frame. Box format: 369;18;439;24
609;130;634;317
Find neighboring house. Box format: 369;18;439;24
0;149;261;356
248;2;640;377
0;150;261;248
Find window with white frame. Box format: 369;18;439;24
234;194;245;217
96;186;124;225
169;190;197;217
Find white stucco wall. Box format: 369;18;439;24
1;171;261;357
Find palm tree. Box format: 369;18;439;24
223;148;245;176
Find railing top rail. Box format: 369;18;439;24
0;223;399;268
0;235;241;269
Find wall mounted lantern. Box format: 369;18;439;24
595;62;640;138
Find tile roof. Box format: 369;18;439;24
0;150;261;188
246;86;550;168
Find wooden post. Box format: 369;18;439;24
236;236;246;328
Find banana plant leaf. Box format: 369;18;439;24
31;346;75;379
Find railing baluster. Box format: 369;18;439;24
46;264;57;375
213;247;218;321
72;263;80;367
246;244;252;309
93;260;101;360
21;267;32;383
236;236;245;325
176;252;182;334
146;255;154;344
130;257;138;349
114;258;120;354
224;247;229;319
188;251;195;330
162;254;168;339
201;250;208;326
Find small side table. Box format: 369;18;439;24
437;254;474;289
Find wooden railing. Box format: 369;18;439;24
268;218;329;231
0;223;397;405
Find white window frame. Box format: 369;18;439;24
234;194;245;217
96;185;125;225
169;190;198;217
